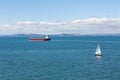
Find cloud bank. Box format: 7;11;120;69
0;17;120;35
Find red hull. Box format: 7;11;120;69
29;38;51;41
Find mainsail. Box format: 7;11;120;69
95;44;102;56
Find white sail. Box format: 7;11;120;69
95;44;102;55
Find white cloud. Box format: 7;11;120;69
0;17;120;35
71;18;120;25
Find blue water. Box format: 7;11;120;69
0;36;120;80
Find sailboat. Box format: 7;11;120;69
95;44;102;56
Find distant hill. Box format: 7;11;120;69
2;33;120;37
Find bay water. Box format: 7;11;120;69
0;36;120;80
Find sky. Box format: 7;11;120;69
0;0;120;35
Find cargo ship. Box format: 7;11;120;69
29;35;51;41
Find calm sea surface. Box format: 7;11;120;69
0;36;120;80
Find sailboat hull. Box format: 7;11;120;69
95;54;103;56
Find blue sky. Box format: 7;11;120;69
0;0;120;35
0;0;120;24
